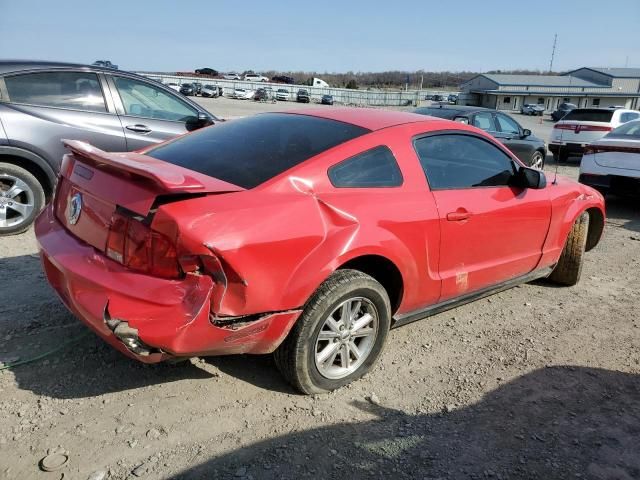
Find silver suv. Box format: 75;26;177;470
0;61;218;235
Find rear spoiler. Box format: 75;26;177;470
62;140;244;194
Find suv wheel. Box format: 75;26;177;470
0;162;45;236
274;269;391;394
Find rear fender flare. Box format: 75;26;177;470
0;146;57;191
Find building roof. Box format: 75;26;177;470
479;74;604;88
281;107;432;131
568;67;640;78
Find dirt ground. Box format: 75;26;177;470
0;108;639;480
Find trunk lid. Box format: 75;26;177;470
589;139;640;171
55;140;244;252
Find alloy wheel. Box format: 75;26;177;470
530;152;545;170
314;297;379;380
0;174;36;229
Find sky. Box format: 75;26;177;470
1;0;639;74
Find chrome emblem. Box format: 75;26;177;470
68;193;83;225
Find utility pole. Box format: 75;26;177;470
549;33;558;73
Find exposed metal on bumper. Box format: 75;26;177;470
35;205;302;363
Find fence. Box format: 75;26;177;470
138;73;458;107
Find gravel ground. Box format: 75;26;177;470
1;108;639;480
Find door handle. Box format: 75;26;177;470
446;210;471;222
126;124;152;134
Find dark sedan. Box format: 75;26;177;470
551;102;577;122
179;83;196;96
415;105;547;169
321;94;334;105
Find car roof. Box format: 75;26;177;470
420;105;491;114
0;60;123;75
280;107;439;131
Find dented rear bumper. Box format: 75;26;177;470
35;205;301;363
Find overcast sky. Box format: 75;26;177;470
1;0;639;73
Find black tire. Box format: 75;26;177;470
0;162;45;236
274;269;391;394
548;212;589;286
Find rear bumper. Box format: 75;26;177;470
579;173;640;195
549;142;586;155
35;205;301;363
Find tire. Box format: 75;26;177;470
0;162;45;236
530;150;545;170
274;269;391;394
548;212;589;286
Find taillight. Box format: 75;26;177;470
554;123;575;130
106;212;180;278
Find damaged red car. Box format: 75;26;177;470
35;109;605;394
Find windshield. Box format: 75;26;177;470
606;120;640;139
563;109;613;123
414;107;464;119
146;113;370;189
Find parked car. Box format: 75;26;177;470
232;88;254;100
414;105;547;169
447;94;458;105
166;82;180;91
192;82;202;95
521;104;545;116
92;60;118;69
244;73;269;82
297;89;311;103
0;60;218;235
200;84;220;98
272;75;295;84
430;94;445;102
275;88;290;101
551;102;577;122
548;108;640;162
254;87;274;102
223;73;241;80
579;120;640;196
35;109;605;394
179;83;196;96
321;94;334;105
195;68;218;76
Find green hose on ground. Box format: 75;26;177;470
0;331;91;370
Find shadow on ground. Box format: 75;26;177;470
169;366;640;480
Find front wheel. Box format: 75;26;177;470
548;212;589;286
274;269;391;394
0;162;45;236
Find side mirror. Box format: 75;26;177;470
512;166;546;189
186;112;214;131
521;128;532;137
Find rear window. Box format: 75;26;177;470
563;109;614;123
414;107;463;120
146;113;370;189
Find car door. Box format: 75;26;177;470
0;70;126;170
413;132;551;301
107;75;202;151
493;112;533;162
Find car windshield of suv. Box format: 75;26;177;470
146;113;370;189
414;107;464;119
563;109;614;122
606;120;640;138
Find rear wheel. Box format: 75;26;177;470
548;212;589;286
0;163;45;236
530;151;545;170
274;269;391;394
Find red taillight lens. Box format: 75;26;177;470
554;123;575;130
106;212;180;279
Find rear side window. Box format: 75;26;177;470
4;71;106;112
563;109;613;122
471;112;496;131
147;113;369;189
329;146;402;188
620;112;640;123
414;134;516;190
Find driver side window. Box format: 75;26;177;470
414;134;517;190
113;77;197;122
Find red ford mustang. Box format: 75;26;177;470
35;108;605;394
